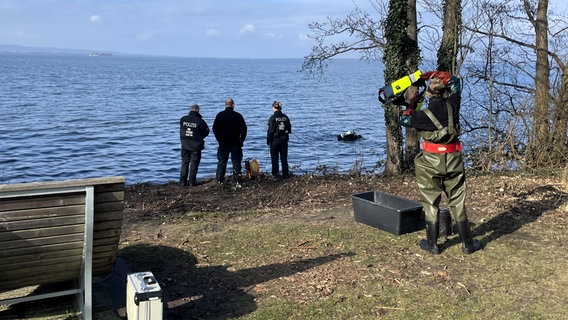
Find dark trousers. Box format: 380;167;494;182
180;149;201;185
216;146;243;182
270;139;289;177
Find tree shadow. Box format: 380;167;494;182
118;244;354;320
469;185;566;247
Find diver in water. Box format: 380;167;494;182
337;130;362;141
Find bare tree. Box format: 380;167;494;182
301;4;386;77
524;0;552;165
463;0;568;167
302;0;420;176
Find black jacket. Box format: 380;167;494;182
213;107;247;148
180;111;210;151
266;110;291;145
410;93;461;131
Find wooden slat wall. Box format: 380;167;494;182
0;176;125;292
92;182;124;275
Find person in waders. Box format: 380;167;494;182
400;71;482;255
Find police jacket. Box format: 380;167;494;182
213;107;247;148
267;110;291;145
180;111;210;151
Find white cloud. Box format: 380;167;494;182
206;28;219;36
239;24;255;34
298;33;309;40
90;15;102;23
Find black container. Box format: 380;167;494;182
351;191;424;235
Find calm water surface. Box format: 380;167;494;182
1;54;386;184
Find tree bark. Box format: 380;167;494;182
382;0;417;176
438;0;461;73
526;0;551;165
551;66;568;157
404;0;420;170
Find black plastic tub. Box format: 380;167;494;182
351;191;424;235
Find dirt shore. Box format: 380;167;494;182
2;171;566;319
118;171;568;319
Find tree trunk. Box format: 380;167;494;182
382;0;408;176
404;0;420;170
550;66;568;159
438;0;461;73
384;103;403;175
527;0;551;166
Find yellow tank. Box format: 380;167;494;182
378;70;422;103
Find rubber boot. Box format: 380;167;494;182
419;222;440;254
438;208;452;242
456;220;482;254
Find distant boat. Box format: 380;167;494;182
88;51;112;56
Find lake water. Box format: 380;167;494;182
0;54;387;185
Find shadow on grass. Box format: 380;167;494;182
0;282;79;320
472;185;567;246
119;243;354;320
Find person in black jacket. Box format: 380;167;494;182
266;101;292;178
179;104;210;186
213;98;247;183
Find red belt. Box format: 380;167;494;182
421;141;462;153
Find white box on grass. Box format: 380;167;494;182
126;271;163;320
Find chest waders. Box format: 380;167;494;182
415;102;482;254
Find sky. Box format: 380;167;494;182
0;0;381;59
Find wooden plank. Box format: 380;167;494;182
0;255;83;272
95;190;124;203
93;244;120;254
94;202;123;214
93;237;121;248
0;234;84;251
94;243;120;254
0;247;84;266
94;182;125;194
92;253;117;263
0;224;84;242
0;176;125;193
0;242;86;259
2;261;81;278
0;204;85;222
93;220;122;231
1;272;81;291
1;215;84;232
0;194;85;212
93;228;121;239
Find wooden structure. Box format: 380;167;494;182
0;176;125;319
